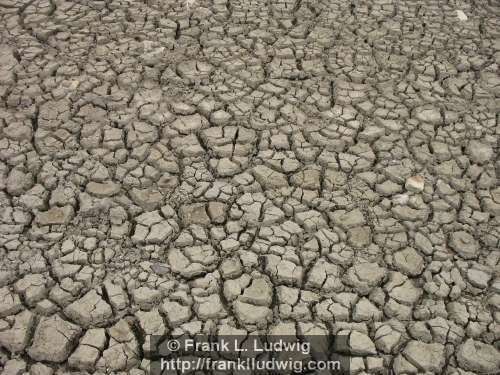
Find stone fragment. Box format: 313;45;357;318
456;10;468;21
405;175;425;193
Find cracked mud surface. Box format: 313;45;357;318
1;0;500;374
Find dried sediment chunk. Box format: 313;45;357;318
64;290;113;328
168;245;219;278
28;315;82;363
35;206;74;226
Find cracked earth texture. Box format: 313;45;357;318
0;0;500;374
